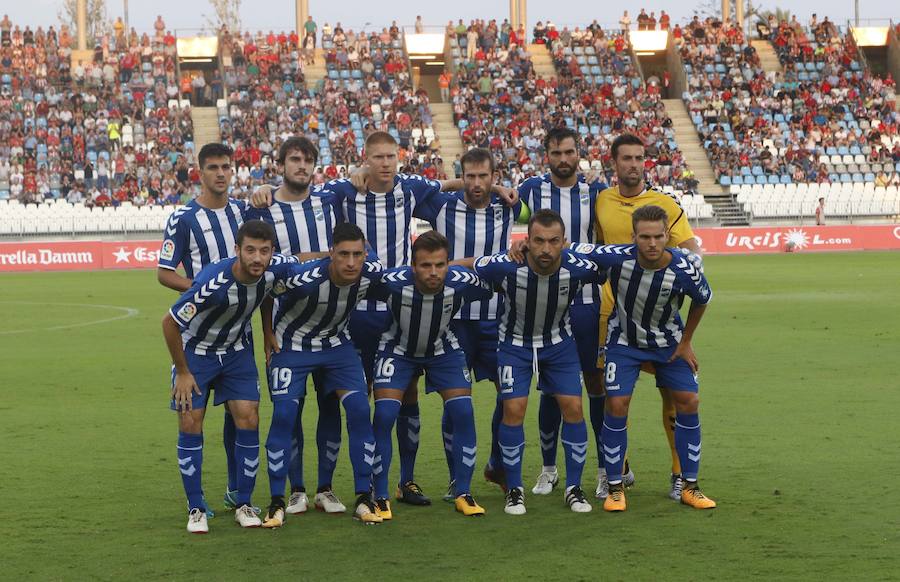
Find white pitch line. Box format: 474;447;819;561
0;302;140;335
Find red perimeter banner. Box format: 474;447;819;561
1;225;899;272
692;224;900;254
0;240;159;272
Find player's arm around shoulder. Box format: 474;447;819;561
448;265;494;300
569;242;631;269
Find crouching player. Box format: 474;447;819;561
260;223;385;526
571;205;716;511
162;220;296;533
370;231;495;518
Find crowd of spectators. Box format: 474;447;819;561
447;20;688;189
0;14;197;205
545;24;689;188
681;15;899;186
217;22;444;196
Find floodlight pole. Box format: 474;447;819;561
297;0;309;44
77;0;87;50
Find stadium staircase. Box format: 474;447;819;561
751;39;784;74
303;48;327;88
527;44;557;79
662;99;727;195
191;107;222;156
429;102;465;167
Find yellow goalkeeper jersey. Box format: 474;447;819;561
594;186;695;245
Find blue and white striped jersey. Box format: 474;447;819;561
571;243;713;349
243;189;341;254
517;174;606;305
322;174;443;311
169;254;297;356
370;266;494;358
472;250;606;348
418;190;524;320
157;198;246;279
270;257;384;352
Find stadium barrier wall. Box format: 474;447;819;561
1;225;900;272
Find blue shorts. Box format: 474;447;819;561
348;309;392;383
570;302;601;373
450;319;499;383
372;350;471;394
170;348;260;410
603;343;699;397
496;339;583;400
267;343;367;401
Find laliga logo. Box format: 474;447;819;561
894;226;900;240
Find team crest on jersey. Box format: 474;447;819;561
314;208;325;221
161;240;175;261
463;367;472;383
177;302;197;322
493;207;504;220
274;280;287;295
443;302;453;314
660;288;671;298
573;243;595;254
559;286;569;295
580;192;590;203
395;197;405;208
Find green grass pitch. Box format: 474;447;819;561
2;251;898;580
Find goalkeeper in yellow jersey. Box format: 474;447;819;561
594;134;703;501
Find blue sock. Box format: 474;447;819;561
441;407;455;482
316;392;342;489
601;414;628;483
178;432;204;511
396;402;420;485
489;394;502;469
538;393;561;468
234;428;260;506
372;398;401;499
341;391;376;494
288;397;305;491
223;411;237;491
265;399;298;498
498;423;526;490
674;412;702;481
560;421;589;488
588;394;605;469
445;396;477;495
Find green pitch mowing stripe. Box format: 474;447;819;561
1;252;898;579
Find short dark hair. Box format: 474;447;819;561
198;143;234;168
277;136;318;165
611;133;645;160
631;204;669;231
332;222;366;247
236;219;276;246
543;126;579;152
412;230;450;261
460;147;495;174
528;208;565;234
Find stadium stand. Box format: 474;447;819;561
681;16;898;189
2;15;898;238
0;17;197;209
